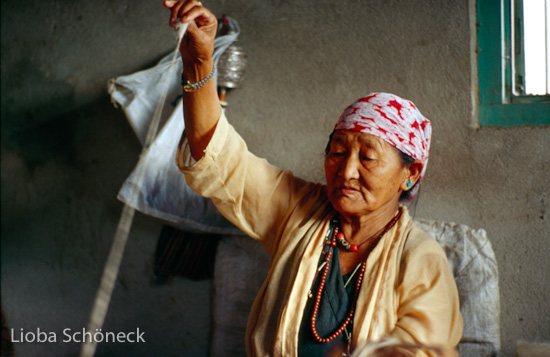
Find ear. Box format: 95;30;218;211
401;159;424;191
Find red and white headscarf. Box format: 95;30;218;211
334;92;432;198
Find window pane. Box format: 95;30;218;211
523;0;549;95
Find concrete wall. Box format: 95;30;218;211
2;0;548;356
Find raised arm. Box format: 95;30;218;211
164;0;221;161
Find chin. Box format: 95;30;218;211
331;200;362;217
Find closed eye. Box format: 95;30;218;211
328;147;347;156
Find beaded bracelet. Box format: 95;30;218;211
181;66;215;92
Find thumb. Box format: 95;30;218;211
163;1;177;8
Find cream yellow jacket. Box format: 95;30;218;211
177;112;463;356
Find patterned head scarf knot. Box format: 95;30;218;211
334;92;432;199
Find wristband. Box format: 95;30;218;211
181;66;215;92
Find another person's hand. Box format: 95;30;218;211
164;0;217;67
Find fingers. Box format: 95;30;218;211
165;0;183;26
164;0;217;63
163;1;177;8
165;0;209;28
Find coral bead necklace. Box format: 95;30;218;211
337;210;402;252
310;210;401;345
310;225;365;344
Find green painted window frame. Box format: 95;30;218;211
477;0;550;126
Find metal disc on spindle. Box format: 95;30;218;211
217;43;247;106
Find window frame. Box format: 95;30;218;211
477;0;550;127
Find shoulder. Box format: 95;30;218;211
398;221;451;277
395;221;458;301
403;221;446;256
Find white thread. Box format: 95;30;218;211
174;20;189;41
80;24;188;357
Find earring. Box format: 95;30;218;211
406;180;412;189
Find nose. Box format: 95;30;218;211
340;154;360;180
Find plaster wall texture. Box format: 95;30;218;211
1;0;549;356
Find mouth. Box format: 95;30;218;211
336;185;360;196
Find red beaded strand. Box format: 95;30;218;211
310;211;401;344
336;211;402;252
310;226;367;343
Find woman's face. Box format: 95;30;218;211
324;130;410;220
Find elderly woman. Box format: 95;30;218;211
164;1;463;356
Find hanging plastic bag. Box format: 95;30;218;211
108;17;243;235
